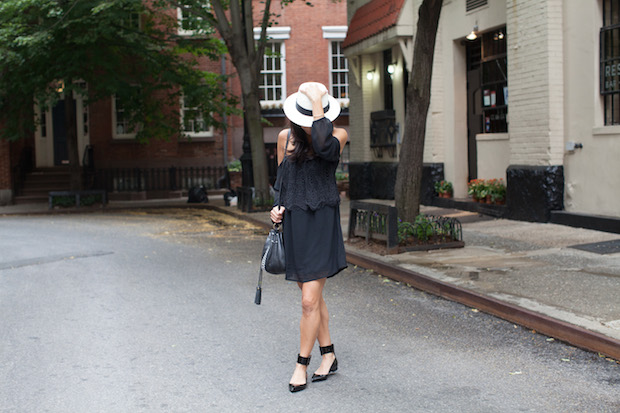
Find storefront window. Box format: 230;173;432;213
480;28;507;133
601;0;620;124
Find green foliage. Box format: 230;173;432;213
434;180;453;195
467;178;506;202
398;215;459;244
227;159;241;172
0;0;237;142
51;193;103;208
335;171;349;181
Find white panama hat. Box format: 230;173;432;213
282;83;341;127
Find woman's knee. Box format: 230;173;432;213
301;294;320;315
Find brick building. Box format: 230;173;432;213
343;0;620;224
0;1;349;204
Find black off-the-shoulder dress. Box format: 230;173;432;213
272;118;347;283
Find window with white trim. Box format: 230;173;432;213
322;26;349;101
177;3;211;36
254;27;290;107
181;95;214;138
121;10;141;31
260;42;285;104
330;41;349;99
113;95;137;139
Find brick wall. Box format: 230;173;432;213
0;139;10;189
424;21;445;164
266;0;347;93
90;56;227;169
506;0;564;166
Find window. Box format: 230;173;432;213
40;110;47;138
480;28;508;133
330;41;349;99
113;95;138;139
323;26;349;101
120;9;141;31
181;96;213;138
259;42;285;104
76;81;89;136
178;3;211;36
254;27;290;107
601;0;620;124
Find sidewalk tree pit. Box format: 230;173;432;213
348;201;464;255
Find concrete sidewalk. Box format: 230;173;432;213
2;196;619;359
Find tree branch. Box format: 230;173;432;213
253;0;272;72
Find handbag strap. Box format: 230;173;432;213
274;129;291;211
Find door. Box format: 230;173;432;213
466;36;483;182
467;68;482;181
51;99;75;166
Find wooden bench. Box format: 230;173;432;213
49;190;108;209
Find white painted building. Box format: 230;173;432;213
344;0;620;225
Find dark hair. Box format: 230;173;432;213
287;122;314;162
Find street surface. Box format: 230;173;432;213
1;209;618;412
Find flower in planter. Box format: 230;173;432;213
335;171;349;181
434;180;453;197
468;178;506;204
467;179;486;201
488;179;506;203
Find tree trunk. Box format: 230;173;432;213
64;82;82;191
211;0;270;203
395;0;442;223
244;88;270;201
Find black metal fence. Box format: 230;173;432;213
93;166;228;193
348;201;399;253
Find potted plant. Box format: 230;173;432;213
488;179;506;205
467;179;485;202
434;180;453;198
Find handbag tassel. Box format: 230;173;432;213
254;268;263;305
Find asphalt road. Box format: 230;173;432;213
1;209;618;412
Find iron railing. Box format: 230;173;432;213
93;166;228;193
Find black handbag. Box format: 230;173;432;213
255;222;285;305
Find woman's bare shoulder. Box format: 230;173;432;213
333;127;348;142
277;129;290;144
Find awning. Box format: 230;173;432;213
342;0;406;49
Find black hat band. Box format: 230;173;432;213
296;102;330;117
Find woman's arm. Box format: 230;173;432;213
276;129;289;165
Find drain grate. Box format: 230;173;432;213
569;239;620;255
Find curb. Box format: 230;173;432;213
345;250;620;361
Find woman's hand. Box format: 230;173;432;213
299;82;327;105
270;206;285;223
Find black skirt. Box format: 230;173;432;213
282;205;347;283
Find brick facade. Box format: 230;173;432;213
90;57;227;169
506;0;564;166
247;0;349;148
4;1;348;198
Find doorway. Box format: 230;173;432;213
466;39;482;181
51;98;75;166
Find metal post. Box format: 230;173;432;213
240;113;254;187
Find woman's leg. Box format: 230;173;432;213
313;294;336;376
290;278;326;386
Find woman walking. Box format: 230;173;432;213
270;82;348;393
